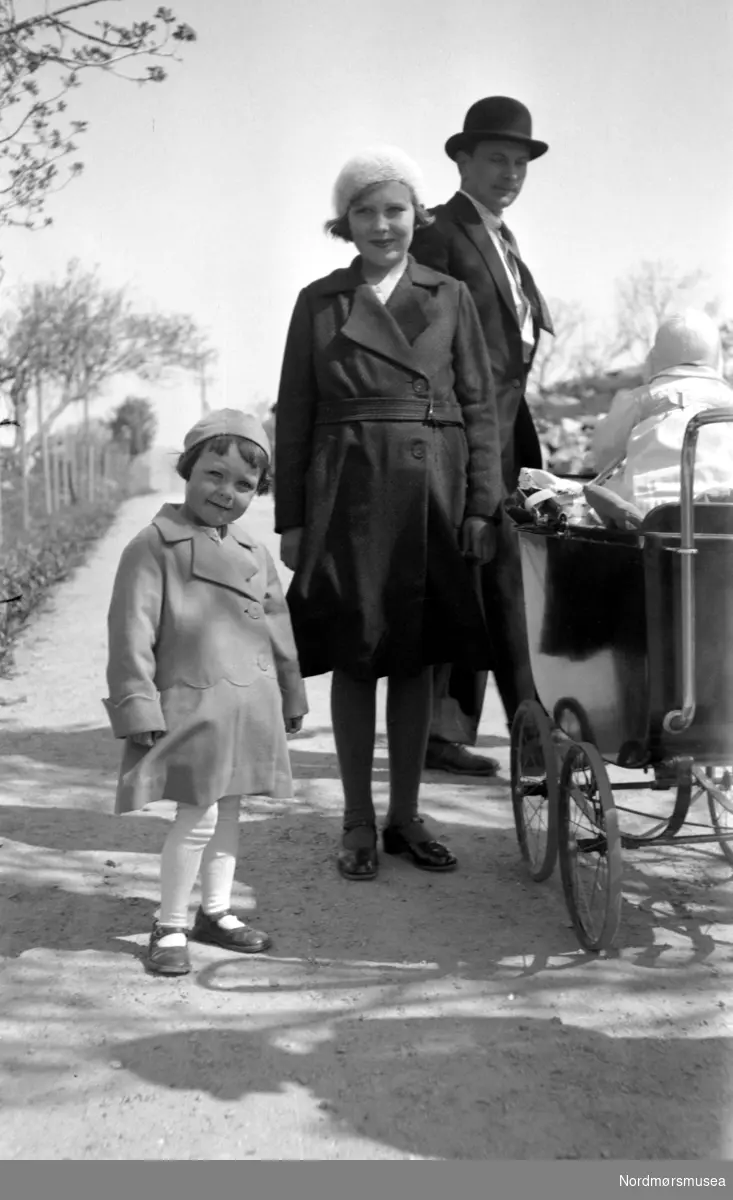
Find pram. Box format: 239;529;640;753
509;408;733;950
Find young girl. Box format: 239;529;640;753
104;409;308;976
275;147;503;881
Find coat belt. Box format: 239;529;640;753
314;398;465;426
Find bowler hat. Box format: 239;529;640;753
445;96;548;161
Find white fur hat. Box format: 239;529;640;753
332;145;426;219
647;308;722;377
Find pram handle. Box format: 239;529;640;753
663;405;733;735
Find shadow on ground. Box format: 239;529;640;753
1;791;732;974
2;780;733;1158
94;1015;731;1159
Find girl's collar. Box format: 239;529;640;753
152;502;256;548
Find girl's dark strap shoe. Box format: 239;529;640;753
190;908;271;953
145;921;191;975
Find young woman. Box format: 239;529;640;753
275;147;504;881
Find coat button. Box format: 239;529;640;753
511;379;522;390
412;378;428;395
258;653;272;671
248;605;261;619
411;441;425;460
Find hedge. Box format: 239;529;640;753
0;500;123;677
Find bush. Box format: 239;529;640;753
0;501;122;677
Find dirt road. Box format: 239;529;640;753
1;490;732;1160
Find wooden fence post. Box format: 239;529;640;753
36;376;53;517
88;440;95;503
65;430;76;506
51;442;61;512
18;408;30;533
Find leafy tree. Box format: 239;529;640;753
2;258;212;456
0;1;196;230
108;395;157;456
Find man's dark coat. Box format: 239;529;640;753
411;190;554;730
411;190;553;489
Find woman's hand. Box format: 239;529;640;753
280;528;304;571
285;716;304;735
129;730;165;748
461;516;497;566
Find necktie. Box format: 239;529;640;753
498;226;529;323
499;225;535;359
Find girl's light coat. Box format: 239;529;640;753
104;503;308;813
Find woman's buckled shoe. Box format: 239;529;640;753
145;921;191;976
382;818;457;871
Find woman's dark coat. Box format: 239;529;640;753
274;256;504;680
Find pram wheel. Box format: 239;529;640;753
705;767;733;866
558;742;622;951
510;699;559;882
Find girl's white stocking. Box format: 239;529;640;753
158;802;219;943
200;794;241;921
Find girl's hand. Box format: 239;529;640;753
280;528;304;571
461;516;497;565
130;730;164;748
285;716;304;735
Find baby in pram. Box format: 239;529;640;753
516;309;733;531
592;308;733;518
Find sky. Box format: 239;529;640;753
3;0;733;448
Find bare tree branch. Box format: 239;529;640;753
528;299;587;395
6;1;111;34
612;259;710;362
0;1;196;229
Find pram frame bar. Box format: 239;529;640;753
663;405;733;735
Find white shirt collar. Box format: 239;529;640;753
368;257;408;304
459;189;504;232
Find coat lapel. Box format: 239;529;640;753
385;266;432;346
190;533;260;598
446;193;554;337
317;256;447;373
341;281;424;373
447;192;519;327
152;505;260;600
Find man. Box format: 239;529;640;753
410;95;554;774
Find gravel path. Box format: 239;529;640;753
0;489;732;1160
